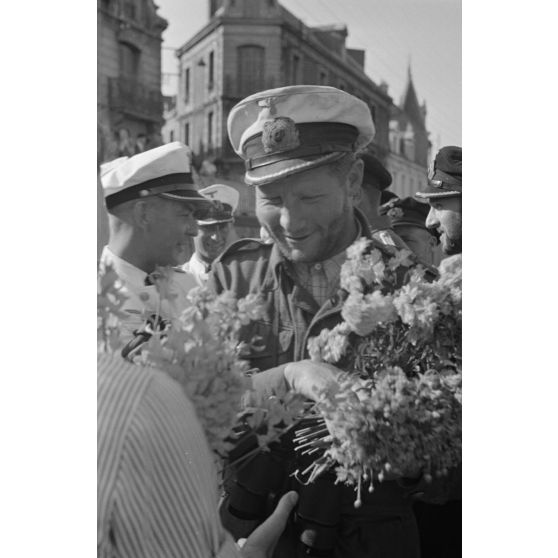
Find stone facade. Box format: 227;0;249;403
97;0;167;162
385;68;431;199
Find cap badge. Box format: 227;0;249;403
387;206;404;219
262;117;300;154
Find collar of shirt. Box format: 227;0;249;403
99;246;149;290
292;219;363;306
195;252;212;274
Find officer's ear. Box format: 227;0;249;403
346;157;364;205
133;199;151;230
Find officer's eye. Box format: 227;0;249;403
262;197;282;206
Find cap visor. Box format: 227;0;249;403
245;152;344;186
415;183;461;199
197;217;234;226
159;190;214;204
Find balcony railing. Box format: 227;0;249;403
108;77;163;123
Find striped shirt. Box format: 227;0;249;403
98;353;240;558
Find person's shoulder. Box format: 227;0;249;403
215;237;272;266
171;265;199;290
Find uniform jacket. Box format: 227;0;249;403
210;210;434;558
368;214;412;252
99;246;197;340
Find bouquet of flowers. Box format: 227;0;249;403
297;240;462;505
97;264;307;466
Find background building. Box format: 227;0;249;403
163;0;420;236
386;66;431;198
97;0;168;161
154;0;432;238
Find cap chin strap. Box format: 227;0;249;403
246;143;354;171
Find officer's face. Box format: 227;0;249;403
143;198;198;266
425;197;462;256
255;161;361;263
394;225;438;265
194;222;231;263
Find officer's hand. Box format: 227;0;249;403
283;360;350;402
239;491;298;558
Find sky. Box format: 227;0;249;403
155;0;461;150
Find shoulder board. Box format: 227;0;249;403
216;237;270;263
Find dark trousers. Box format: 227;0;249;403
413;500;462;558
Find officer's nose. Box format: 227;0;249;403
279;201;305;233
425;207;439;231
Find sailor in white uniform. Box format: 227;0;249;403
99;142;214;350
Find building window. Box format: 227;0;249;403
402;124;415;161
184;67;190;103
208;51;215;91
237;45;265;97
184;122;190;145
207;112;214;147
119;42;140;78
319;70;327;85
169;130;175;142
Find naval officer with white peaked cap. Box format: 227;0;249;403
182;183;240;286
99;141;214;355
212;86;424;558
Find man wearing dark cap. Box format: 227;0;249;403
183;184;240;285
380;196;441;266
99;141;213;342
358;153;411;251
414;145;462;558
416;146;462;257
211;85;425;558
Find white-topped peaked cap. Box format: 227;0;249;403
227;85;375;186
197;184;240;225
101;141;213;210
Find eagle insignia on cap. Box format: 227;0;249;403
262;117;300;154
387;206;404;219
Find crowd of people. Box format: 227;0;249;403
98;84;462;558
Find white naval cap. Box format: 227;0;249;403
196;184;240;225
101;141;212;210
227;85;375;186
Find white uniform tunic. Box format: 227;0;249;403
99;246;198;338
